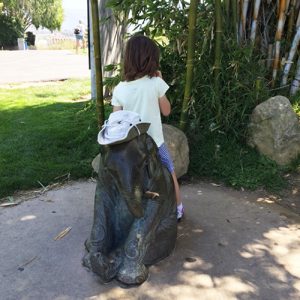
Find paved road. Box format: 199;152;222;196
0;50;90;84
1;181;300;300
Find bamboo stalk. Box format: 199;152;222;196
239;0;250;41
250;0;262;43
289;5;300;94
272;0;287;86
281;26;300;85
179;0;199;131
285;0;297;52
213;0;223;121
290;55;300;95
286;0;291;11
296;8;300;27
231;0;238;41
91;0;105;127
224;0;230;25
267;44;273;69
214;0;222;86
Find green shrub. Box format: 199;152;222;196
105;1;296;191
0;14;22;49
188;131;287;191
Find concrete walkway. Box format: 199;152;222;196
1;181;300;300
0;50;90;84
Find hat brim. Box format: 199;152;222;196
99;123;150;146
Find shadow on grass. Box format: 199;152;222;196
34;93;59;98
0;101;108;198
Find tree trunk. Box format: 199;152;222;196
99;0;126;96
91;0;105;127
88;0;96;100
90;0;126;99
179;0;199;131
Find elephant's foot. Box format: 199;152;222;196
116;258;149;285
84;238;91;252
82;252;92;270
90;252;122;283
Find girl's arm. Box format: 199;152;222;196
159;95;171;116
113;106;123;112
156;71;171;116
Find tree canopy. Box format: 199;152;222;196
0;0;64;33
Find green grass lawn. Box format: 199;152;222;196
1;78;298;201
0;79;107;200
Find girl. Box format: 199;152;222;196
111;35;184;221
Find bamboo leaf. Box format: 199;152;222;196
54;227;72;241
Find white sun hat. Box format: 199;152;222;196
97;110;150;145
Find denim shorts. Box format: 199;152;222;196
75;34;83;40
158;143;175;173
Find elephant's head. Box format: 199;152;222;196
102;134;159;218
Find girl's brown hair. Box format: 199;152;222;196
124;35;159;81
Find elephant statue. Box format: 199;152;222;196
83;132;177;286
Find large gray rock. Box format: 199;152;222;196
248;95;300;165
162;124;189;178
92;124;189;178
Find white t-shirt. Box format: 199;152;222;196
111;76;169;147
78;23;85;35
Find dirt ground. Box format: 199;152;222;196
1;50;300;299
270;171;300;216
1;180;300;300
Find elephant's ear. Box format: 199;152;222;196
145;135;156;152
97;153;108;183
97;146;110;179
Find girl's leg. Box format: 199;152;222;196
171;171;184;220
171;171;180;205
76;39;80;54
158;143;184;220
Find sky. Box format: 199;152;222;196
61;0;88;31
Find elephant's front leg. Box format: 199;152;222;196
117;199;161;285
83;181;122;283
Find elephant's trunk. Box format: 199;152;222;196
115;169;144;218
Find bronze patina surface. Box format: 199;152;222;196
83;134;177;285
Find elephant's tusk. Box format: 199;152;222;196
144;191;160;199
